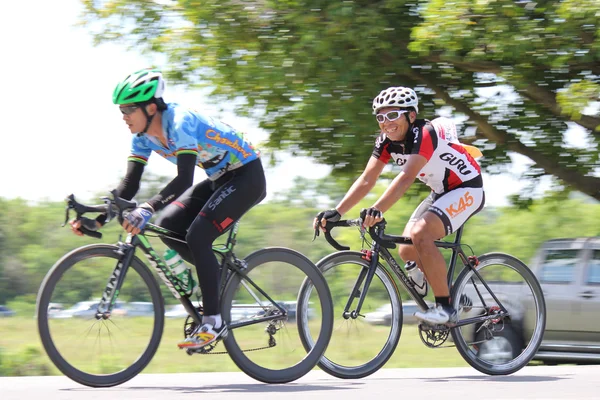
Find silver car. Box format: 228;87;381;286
459;237;600;364
528;237;600;363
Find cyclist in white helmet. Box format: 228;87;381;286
314;86;485;325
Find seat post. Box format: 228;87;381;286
447;226;464;288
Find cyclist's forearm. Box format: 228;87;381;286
336;175;376;215
146;153;196;212
115;160;145;200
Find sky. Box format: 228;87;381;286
0;0;546;208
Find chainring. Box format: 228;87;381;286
418;323;450;348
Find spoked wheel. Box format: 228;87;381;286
297;251;403;379
450;252;546;375
221;248;333;383
36;244;165;387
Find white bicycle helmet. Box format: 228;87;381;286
372;86;419;114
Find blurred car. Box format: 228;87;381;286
165;303;189;318
252;300;316;322
0;305;16;317
528;237;600;364
458;237;600;365
47;303;64;316
45;303;65;319
364;300;434;326
124;301;154;317
54;300;126;319
230;303;268;321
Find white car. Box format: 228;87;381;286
54;300;126;319
165;304;189;318
364;301;434;325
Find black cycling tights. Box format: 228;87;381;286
155;159;266;315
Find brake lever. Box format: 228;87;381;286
62;204;70;227
312;215;323;242
101;196;116;223
62;195;77;227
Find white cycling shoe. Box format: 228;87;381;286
414;304;457;325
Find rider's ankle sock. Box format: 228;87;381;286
203;314;222;329
435;296;450;307
214;314;222;329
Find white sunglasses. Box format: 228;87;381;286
375;110;407;123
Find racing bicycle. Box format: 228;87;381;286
298;216;546;378
36;191;333;387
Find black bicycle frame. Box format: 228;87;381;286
344;225;511;328
97;220;287;328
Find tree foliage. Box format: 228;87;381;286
79;0;600;201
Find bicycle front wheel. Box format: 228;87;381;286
221;247;333;383
450;252;546;375
36;244;165;387
297;251;402;379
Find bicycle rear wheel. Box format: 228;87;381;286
36;244;165;387
297;251;402;379
450;252;546;375
221;247;333;383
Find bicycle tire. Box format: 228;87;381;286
221;247;333;383
297;251;402;379
450;252;546;375
36;244;165;387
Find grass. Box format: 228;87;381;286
0;316;467;376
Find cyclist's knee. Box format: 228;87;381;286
153;213;170;230
410;221;435;248
186;216;217;247
154;207;182;231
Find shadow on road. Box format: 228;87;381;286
370;374;568;383
422;374;569;383
63;380;362;394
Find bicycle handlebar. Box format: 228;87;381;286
63;190;138;239
319;219;363;251
314;218;405;251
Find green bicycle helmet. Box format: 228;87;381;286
113;69;166;105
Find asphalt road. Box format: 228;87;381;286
2;365;599;400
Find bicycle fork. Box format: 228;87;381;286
342;247;382;319
95;241;136;319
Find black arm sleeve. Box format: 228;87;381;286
115;161;146;201
94;160;145;227
146;153;196;212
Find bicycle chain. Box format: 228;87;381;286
189;334;276;355
199;343;275;355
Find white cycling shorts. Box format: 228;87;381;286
409;187;485;236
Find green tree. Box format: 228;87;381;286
79;0;600;200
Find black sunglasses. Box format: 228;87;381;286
119;105;141;115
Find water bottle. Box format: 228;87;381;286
405;261;428;297
164;249;199;297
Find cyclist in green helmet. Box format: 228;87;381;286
71;68;265;350
112;68;168;135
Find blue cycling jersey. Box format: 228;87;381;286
129;103;260;180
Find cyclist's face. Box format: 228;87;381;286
376;107;412;141
119;103;146;134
